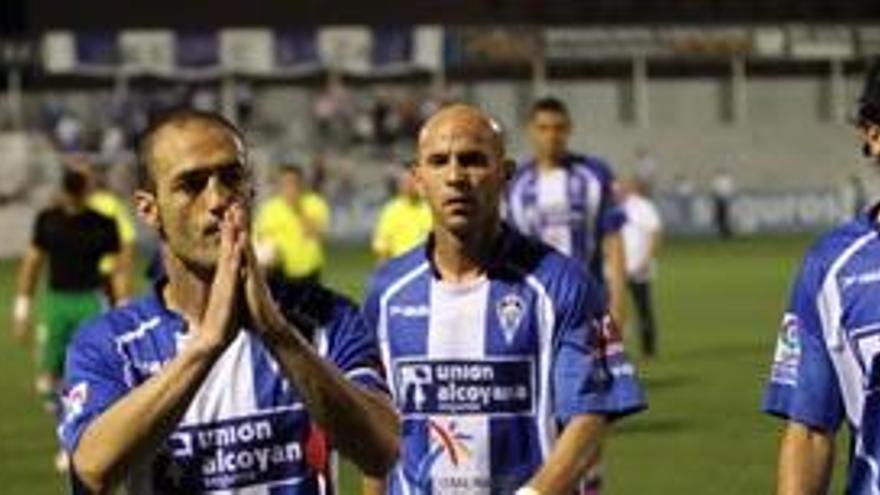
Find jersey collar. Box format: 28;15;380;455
422;223;519;281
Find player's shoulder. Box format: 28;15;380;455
257;195;286;216
83;207;118;227
304;191;328;205
270;278;361;331
627;194;658;214
368;244;430;297
380;196;405;217
509;158;538;186
568;153;615;179
801;213;879;283
70;295;167;350
35;205;62;222
498;225;593;296
88;190;123;212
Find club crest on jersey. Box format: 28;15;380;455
496;293;525;344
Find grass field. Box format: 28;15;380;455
0;236;849;493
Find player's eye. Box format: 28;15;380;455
457;151;489;168
426;154;449;167
218;163;246;190
177;173;209;195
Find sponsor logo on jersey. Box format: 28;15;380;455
389;304;431;318
157;408;310;492
62;381;89;423
842;269;880;289
413;419;476;490
395;358;535;417
771;313;801;386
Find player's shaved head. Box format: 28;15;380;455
418;104;505;159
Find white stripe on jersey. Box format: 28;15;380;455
536;169;573;255
579;166;603;255
523;274;558;461
376;262;430;495
181;332;258;424
426;278;492;492
817;231;876;427
114;316;162;387
124;332;262;493
816;231;878;493
378;262;431;397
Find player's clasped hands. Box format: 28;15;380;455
192;202;291;355
191;204;248;354
242;219;290;344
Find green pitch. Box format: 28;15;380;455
0;237;849;494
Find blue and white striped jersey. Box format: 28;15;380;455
364;226;646;494
59;280;386;495
505;154;626;284
764;207;880;494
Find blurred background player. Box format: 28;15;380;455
711;168;736;240
71;155;137;304
620;177;663;360
364;104;645;494
11;167;120;472
371;162;432;262
254;164;331;284
506;96;627;326
763;61;880;495
505;96;628;494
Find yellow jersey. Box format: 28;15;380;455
254;193;331;278
372;196;432;259
87;190;136;275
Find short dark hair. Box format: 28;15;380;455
135;107;243;192
278;164;304;180
62;168;88;198
529;96;570;120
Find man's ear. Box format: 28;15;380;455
134;190;159;230
859;123;880;157
869;123;880;144
410;163;426;196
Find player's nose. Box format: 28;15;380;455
205;175;235;217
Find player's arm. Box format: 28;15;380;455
243;248;399;477
521;268;646;494
602;232;627;327
764;253;844;495
12;245;45;341
776;421;835;495
71;207;247;493
523;414;607;493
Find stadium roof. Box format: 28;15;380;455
10;0;880;32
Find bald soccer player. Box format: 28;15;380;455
362;105;645;494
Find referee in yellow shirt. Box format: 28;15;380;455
254;164;330;283
372;164;432;261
